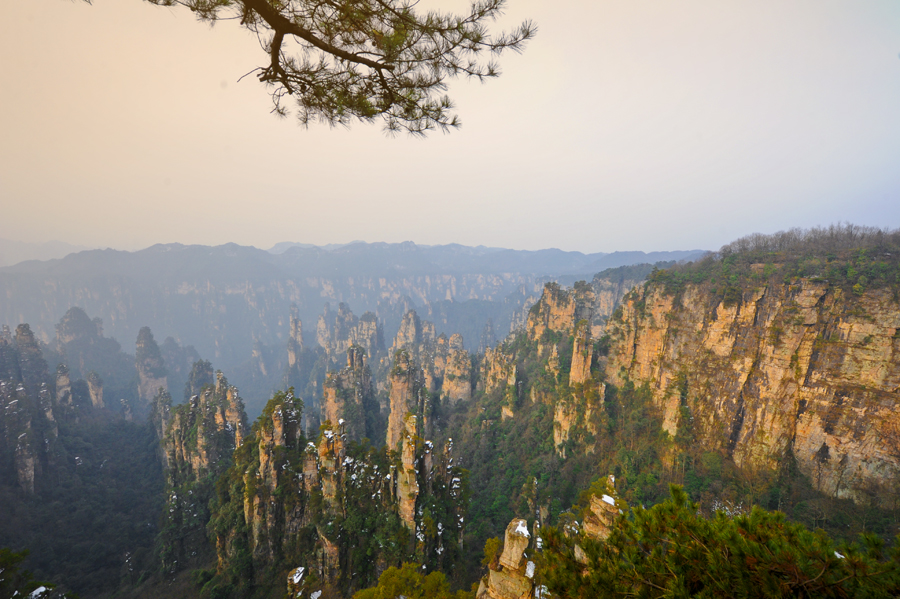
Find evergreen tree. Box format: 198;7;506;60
92;0;534;133
543;485;900;599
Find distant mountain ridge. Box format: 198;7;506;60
0;238;92;267
0;241;705;406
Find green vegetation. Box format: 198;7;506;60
0;548;57;598
543;485;900;598
0;416;164;596
139;0;533;133
445;322;672;587
648;225;900;302
353;563;473;599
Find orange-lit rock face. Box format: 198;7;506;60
322;346;373;442
387;350;422;451
477;518;535;599
569;320;593;386
607;280;900;503
527;282;594;342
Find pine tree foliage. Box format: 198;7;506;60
102;0;535;133
542;485;900;599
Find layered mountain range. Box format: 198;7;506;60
1;230;898;599
0;241;702;368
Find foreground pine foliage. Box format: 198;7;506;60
543;486;900;599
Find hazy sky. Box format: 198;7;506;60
2;1;899;253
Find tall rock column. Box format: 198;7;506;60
441;334;473;404
321;345;374;442
477;518;534;599
569;320;593;385
287;313;304;369
396;414;419;529
56;364;72;406
135;327;168;404
15;324;48;396
86;371;104;408
386;350;423;451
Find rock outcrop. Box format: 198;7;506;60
0;326;60;495
607;279;900;503
86;371;104;409
581;475;621;541
391;310;436;357
155;372;249;571
317;303;386;361
159;373;248;482
477;518;535;599
396;414;420;529
391;311;474;404
440;334;473;404
482;347;518;396
386;350;426;451
135;327;168;404
212;380;467;597
321;346;375;442
527;282;594;342
287;312;304;369
569;320;593;386
55;364;71;406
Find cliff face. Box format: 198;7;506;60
441;334;474;404
210;374;468;597
391;310;436;357
589;270;647;336
0;326;60;495
86;371;104;409
526;282;594;342
387;349;426;452
135;327;168;404
321;346;376;441
390;311;474;404
607;279;900;502
317;303;386;362
287;313;304;369
155;372;249;571
159;372;248;483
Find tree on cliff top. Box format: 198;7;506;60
94;0;534;134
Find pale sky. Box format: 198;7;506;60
2;1;899;253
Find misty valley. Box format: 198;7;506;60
2;231;900;598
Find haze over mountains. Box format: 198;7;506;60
0;240;703;353
0;238;93;267
0;240;701;417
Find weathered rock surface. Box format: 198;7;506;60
386;350;425;451
0;328;60;495
321;346;374;442
582;476;620;540
607;280;900;503
569;320;593;386
86;371;104;409
527;282;594;342
158;372;248;485
482;347;517;396
477;518;534;599
55;364;71;406
135;326;168;404
317;303;385;361
287;312;304;369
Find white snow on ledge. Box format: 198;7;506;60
602;494;615;506
515;519;530;538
